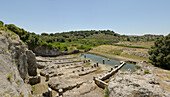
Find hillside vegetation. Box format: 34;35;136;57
1;20;170;69
148;34;170;69
0;20;162;52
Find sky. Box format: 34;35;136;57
0;0;170;35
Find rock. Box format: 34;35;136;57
40;70;46;76
0;31;30;97
29;75;41;85
37;63;46;69
46;74;49;81
42;88;52;97
58;89;63;96
79;69;97;76
107;71;170;97
148;78;159;84
48;77;84;92
26;50;37;76
34;46;80;57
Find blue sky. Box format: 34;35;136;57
0;0;170;35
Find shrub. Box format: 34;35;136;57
0;21;4;27
144;70;149;74
148;34;170;69
7;73;13;82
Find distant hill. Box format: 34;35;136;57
0;20;163;52
126;35;139;37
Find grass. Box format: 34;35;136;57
7;73;13;82
92;45;149;61
32;85;35;91
115;41;154;48
113;44;148;49
3;49;8;54
144;70;149;74
15;81;20;86
153;69;170;92
106;49;123;55
15;59;18;62
136;66;141;70
3;91;10;96
121;54;148;61
31;82;48;95
105;85;109;97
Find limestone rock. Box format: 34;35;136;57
48;76;84;92
34;46;80;57
0;32;30;97
26;50;37;76
29;75;41;85
37;63;46;69
107;71;170;97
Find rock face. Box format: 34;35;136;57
107;64;170;97
26;50;37;76
0;31;37;96
34;46;80;56
29;75;40;85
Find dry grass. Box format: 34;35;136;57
153;69;170;92
31;77;48;95
92;45;148;60
116;41;154;48
121;54;148;60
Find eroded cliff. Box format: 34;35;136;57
0;31;37;97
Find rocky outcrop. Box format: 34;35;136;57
26;50;37;76
0;31;37;96
34;46;80;57
48;77;84;92
28;75;41;85
107;64;170;97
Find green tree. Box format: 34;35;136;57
0;21;4;27
41;33;48;36
148;34;170;69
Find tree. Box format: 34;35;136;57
148;34;170;69
41;33;48;36
0;21;4;27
